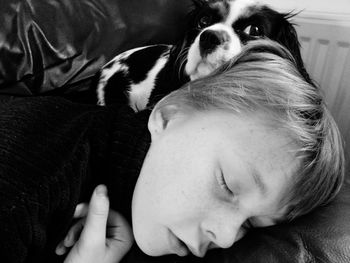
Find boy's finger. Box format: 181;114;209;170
105;211;134;263
63;218;85;248
79;185;109;248
73;203;89;218
55;219;85;255
55;242;68;255
107;211;134;244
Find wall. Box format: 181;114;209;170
263;0;350;18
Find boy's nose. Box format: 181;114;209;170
200;213;243;249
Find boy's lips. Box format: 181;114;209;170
169;230;205;257
186;243;206;258
169;230;190;257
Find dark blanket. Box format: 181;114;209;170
0;96;151;262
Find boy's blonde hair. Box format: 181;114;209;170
153;40;345;221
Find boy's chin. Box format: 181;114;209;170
135;239;168;257
133;227;168;257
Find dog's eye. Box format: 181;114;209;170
197;15;212;29
243;25;262;37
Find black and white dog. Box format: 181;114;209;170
95;0;311;111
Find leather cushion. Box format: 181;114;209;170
0;0;189;96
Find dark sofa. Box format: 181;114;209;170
1;0;349;262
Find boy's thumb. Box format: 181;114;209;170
80;185;109;247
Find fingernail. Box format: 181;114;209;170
95;184;107;196
64;234;71;246
55;245;65;255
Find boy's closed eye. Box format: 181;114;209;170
217;169;235;197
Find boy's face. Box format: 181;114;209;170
132;110;299;257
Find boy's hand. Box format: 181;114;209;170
55;185;134;263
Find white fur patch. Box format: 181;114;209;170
185;24;241;80
185;36;203;79
97;63;128;105
226;0;258;25
97;46;156;106
128;54;169;111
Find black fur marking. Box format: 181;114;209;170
187;1;223;34
103;71;131;105
123;45;170;84
147;58;190;108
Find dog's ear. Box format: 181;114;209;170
276;15;315;86
274;14;300;60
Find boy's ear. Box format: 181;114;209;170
148;104;180;139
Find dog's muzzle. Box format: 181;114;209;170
199;29;230;56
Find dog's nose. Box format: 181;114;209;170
199;30;228;55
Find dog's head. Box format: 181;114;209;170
176;0;311;83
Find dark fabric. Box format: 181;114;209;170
0;0;190;97
0;96;151;263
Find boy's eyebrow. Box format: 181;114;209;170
250;167;267;196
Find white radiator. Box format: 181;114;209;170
293;15;350;171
